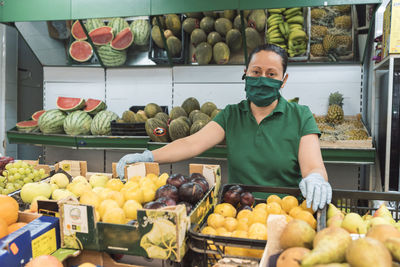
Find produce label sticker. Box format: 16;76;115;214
31;228;57;258
63;204;89;234
61;163;71;172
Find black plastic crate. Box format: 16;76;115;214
129;105;168;114
110;121;146;136
148;15;188;65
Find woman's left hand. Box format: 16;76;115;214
299;173;332;212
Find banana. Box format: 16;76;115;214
289;30;307;41
268;37;285;43
268;29;281;36
287;15;304;24
289;23;303;30
283;7;302;16
278;23;286;37
268;8;284;14
267;25;279;33
285;11;303;20
267;32;283;40
268;18;284;26
284;22;290;35
267;14;282;22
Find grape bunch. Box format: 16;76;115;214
0;156;14;174
0;160;48;195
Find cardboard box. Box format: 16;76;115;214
58;162;221;262
383;0;400;57
65;250;144;267
55;160;87;177
0;212;60;267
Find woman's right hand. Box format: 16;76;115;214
116;150;154;179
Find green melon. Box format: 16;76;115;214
207;32;222;46
144;103;162;118
214;18;232;36
145;118;170;142
90;110;119;135
38;109;67;134
191;29;207;47
181;97;200;115
131;19;151;46
152;16;166;29
221;10;236;20
200;17;215;34
190;120;208;135
213;42;230;64
200;102;217;116
135;110;148;122
108;17;129;35
97;44;127;67
226;29;242;52
245;27;262;52
192;112;211;123
185;12;203;19
169;106;187;120
63;110;92;136
189;110;201;122
203;11;218;18
248;10;266;32
176;116;192;127
154;112;169;124
182;18;199;34
234;15;247;30
243;10;251;19
169;118;190;141
211;109;221;119
165;14;181;36
166;36;182;57
151;25;164;49
122;110;136;123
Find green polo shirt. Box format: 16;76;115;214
213;97;320;187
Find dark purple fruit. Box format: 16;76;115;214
156;197;177;206
178;201;194;215
240;191;255;207
155;184;179;202
190;172;205;180
178;182;204;205
228;185;244;194
167;173;188;188
223;189;241;206
238;205;253;212
143;201;167;209
191;177;209;193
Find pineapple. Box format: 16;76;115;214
326;91;344;124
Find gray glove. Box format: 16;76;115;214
299;173;332;212
116;150;154;179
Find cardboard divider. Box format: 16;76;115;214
55;160;87;178
111;162;160;179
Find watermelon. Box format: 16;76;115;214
145;118;170;142
63;110;92;136
71;20;87;40
131;19;151;46
90;110;119;135
38;109;67;134
97;44;127;67
108;17;129;35
31;110;45;121
169;119;190;141
16;120;38;133
110;27;134;50
88;26;113;45
84;99;107;115
85;18;105;33
57;97;86;112
69;40;93;62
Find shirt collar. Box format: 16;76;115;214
239;97;287;114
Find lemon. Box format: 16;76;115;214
248;223;267;240
106;179;124;192
124;187;144;204
142;186;156;203
254;203;268;212
99;199;119;219
281;195;299;213
124;181;139;190
79;190;101;209
156;173;169;188
207;213;225;229
102;207;126;224
104;190;125;207
266;194;282;206
146;173;159;183
214;203;236;218
123;199;142;220
249;209;268;225
237;218;249;231
201;226;217;235
237;209;252;220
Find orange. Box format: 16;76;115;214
105;179;124;192
8;222;27;234
281;196;299;213
300;200;316;214
294;210;317;229
237;218;249;231
266;195;282;206
201;226;217;235
207;213;225;229
223;217;238;232
214;203;236;218
250;209;268;225
289;206;303;218
0;218;8;238
266;202;282;215
236;209;252;220
0;195;19;225
248;223;267;240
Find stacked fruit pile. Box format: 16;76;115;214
151;14;183;58
275;203;400;266
0;160;48;195
69;17;151;66
266;8;308;57
0;156;14;175
0;195;26;239
310;5;353;61
15;110;45;133
182;9;265;65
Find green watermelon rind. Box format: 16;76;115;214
64;110;93;136
108;17;129;36
90;110;119;136
98;45;127;67
16;121;39;133
131;19;151;46
38;109;67;134
85;18;106;33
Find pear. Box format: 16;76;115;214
366;224;400;244
373;203;395;224
346;237;392;267
276;247;310;267
395;221;400;231
301;227;351;267
327;203;343;220
327;214;344;228
341;213;367;234
50;173;69;188
362;214;372;221
314;264;350;267
366;217;391;230
384;237;400;262
72;175;88;184
280;219;316;249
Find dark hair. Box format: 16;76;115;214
247;43;288;74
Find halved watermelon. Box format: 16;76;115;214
71;20;87;40
84;98;107;115
31;110;45;121
69;40;93;62
88;26;114;45
16;120;38;133
110;27;134;50
57;97;86;112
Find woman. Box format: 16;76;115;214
117;44;332;212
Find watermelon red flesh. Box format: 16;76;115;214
31;110;45;121
57;97;86;112
84;99;103;112
69;41;93;62
110;27;134;50
16;120;38;128
71;20;87;40
88;26;114;45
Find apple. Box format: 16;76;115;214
66;181;92;197
50;173;69;188
21;182;52;203
89;174;109;188
72;176;88;184
52;189;77;201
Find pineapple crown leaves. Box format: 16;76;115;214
328;91;344;107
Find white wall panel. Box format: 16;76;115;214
44;67;104;82
106;68;172;117
174;66;244;83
